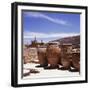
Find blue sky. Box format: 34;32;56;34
22;11;80;44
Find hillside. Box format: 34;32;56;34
49;35;80;48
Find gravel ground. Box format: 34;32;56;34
23;63;80;79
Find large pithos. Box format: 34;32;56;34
71;52;80;72
59;44;80;72
45;43;61;69
59;44;72;70
36;46;48;67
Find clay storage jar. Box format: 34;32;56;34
36;46;48;67
72;52;80;72
60;44;72;70
45;42;61;69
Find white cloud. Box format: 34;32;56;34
24;31;79;39
24;12;70;26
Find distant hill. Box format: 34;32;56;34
49;35;80;48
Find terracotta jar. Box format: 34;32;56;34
36;46;48;67
60;44;72;70
72;52;80;72
45;42;61;69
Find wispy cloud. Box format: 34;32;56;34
24;12;70;26
24;31;79;39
